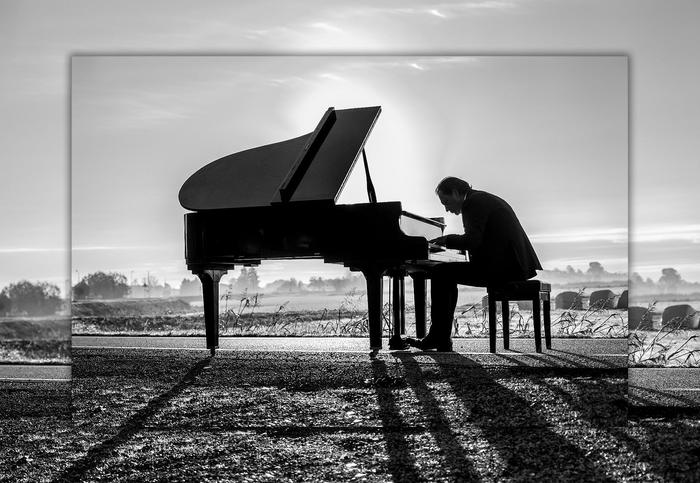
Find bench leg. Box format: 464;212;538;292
533;297;542;353
543;295;552;349
488;295;497;353
502;300;510;350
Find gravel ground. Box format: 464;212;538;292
1;349;698;482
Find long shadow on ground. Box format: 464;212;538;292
396;352;621;482
54;357;212;482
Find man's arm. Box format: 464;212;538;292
440;206;488;251
430;235;448;246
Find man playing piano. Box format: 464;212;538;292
406;176;542;351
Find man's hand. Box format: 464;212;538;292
430;236;448;246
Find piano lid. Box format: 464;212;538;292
178;106;381;211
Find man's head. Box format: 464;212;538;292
435;177;471;215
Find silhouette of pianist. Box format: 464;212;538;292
406;176;542;351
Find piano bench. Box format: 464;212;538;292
486;280;551;353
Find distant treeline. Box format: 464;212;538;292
184;268;367;296
0;280;64;316
630;268;700;295
5;263;692;316
537;261;626;285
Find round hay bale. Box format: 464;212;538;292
554;291;583;310
516;300;533;311
628;306;654;330
661;304;700;329
589;289;617;309
481;295;502;314
616;290;628;309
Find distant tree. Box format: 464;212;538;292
246;268;260;291
233;268;247;292
0;292;11;316
74;271;129;299
586;262;605;279
274;278;304;293
329;277;350;293
0;280;62;315
141;274;159;287
233;267;260;293
658;267;683;292
179;278;201;296
72;280;89;300
308;277;328;291
630;272;645;286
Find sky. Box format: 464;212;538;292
71;56;627;288
1;0;700;294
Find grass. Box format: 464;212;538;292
71;289;627;340
0;316;71;364
629;302;700;367
452;294;626;339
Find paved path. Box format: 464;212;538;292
0;364;71;381
629;367;700;408
73;335;625;353
8;338;700;409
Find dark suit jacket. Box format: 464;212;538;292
443;189;542;281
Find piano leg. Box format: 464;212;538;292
363;268;384;350
195;269;227;357
389;271;406;350
410;274;427;339
399;276;406;335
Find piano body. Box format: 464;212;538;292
179;106;465;355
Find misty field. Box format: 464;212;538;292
0;316;70;363
71;289;627;341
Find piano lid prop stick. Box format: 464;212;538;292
362;148;377;204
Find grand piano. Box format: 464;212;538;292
179;106;465;355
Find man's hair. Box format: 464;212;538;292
435;176;471;196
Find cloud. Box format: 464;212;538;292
333;0;520;19
72;245;169;252
0;247;65;254
632;225;700;243
530;227;628;244
309;22;343;33
318;72;344;81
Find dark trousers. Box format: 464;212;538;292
427;262;526;342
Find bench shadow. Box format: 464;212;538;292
397;351;619;482
547;348;624;369
627;383;700;416
397;351;699;480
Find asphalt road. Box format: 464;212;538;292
629;367;700;408
0;364;71;382
5;337;699;409
72;335;626;353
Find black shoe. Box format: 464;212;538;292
405;337;421;349
405;337;453;352
388;335;409;350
